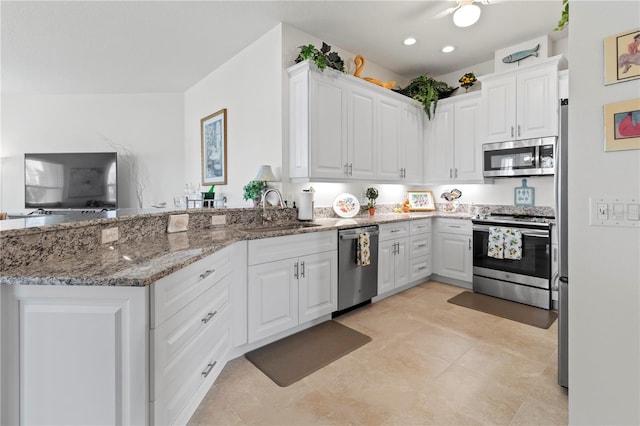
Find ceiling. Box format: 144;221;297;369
1;1;566;94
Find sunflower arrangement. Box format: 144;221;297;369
459;72;477;91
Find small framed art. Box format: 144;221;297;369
604;29;640;85
604;98;640;152
407;190;435;211
200;108;227;185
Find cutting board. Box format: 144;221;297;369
514;179;535;207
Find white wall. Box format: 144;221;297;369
569;2;640;424
184;25;283;207
0;93;184;212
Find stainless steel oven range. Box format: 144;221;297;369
472;214;553;309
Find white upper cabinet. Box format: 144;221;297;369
288;61;424;183
290;65;347;180
348;85;377;180
376;96;402;181
424;93;483;183
480;55;564;144
400;103;424;184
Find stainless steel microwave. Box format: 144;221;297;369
482;138;556;178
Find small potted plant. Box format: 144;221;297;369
243;180;264;207
365;187;379;216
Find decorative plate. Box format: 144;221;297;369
333;193;360;218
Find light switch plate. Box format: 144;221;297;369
590;196;640;228
167;214;189;233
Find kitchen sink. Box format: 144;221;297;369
241;222;322;234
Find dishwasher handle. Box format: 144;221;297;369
339;230;380;240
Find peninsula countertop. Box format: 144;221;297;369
0;211;471;287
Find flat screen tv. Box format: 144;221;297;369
25;152;118;210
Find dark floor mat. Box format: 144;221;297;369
245;320;371;387
448;291;557;329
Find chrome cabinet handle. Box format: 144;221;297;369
199;269;216;280
468;238;472;250
390;229;400;233
348;163;353;175
449;225;461;229
449;168;453;178
454;168;458;179
202;361;217;378
344;163;348;174
511;126;514;138
417;266;427;270
517;125;521;137
201;310;218;324
418;243;427;248
294;262;299;279
300;261;305;278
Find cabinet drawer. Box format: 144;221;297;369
151;246;233;328
410;255;431;282
410;219;432;235
151;274;230;398
248;231;337;265
151;303;229;399
152;322;230;426
379;222;410;241
410;234;431;258
435;218;471;235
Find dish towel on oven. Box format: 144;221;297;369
356;232;371;266
503;228;523;260
488;227;522;260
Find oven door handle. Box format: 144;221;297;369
472;224;549;238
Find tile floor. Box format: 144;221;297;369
188;281;568;425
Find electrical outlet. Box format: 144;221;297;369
167;214;189;233
101;227;119;244
211;215;226;225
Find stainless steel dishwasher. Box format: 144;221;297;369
337;225;379;312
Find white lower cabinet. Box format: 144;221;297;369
0;284;148;426
378;222;411;294
0;243;246;426
409;219;433;282
150;244;241;426
433;218;473;283
247;231;338;344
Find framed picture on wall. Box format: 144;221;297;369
407;190;436;211
200;108;228;185
604;98;640;151
604;28;640;85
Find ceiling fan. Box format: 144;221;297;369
435;0;502;27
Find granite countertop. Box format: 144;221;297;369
0;211;470;287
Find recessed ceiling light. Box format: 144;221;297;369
403;37;417;46
441;45;455;53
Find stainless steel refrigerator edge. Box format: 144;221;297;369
556;99;569;388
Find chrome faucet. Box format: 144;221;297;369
262;187;285;221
